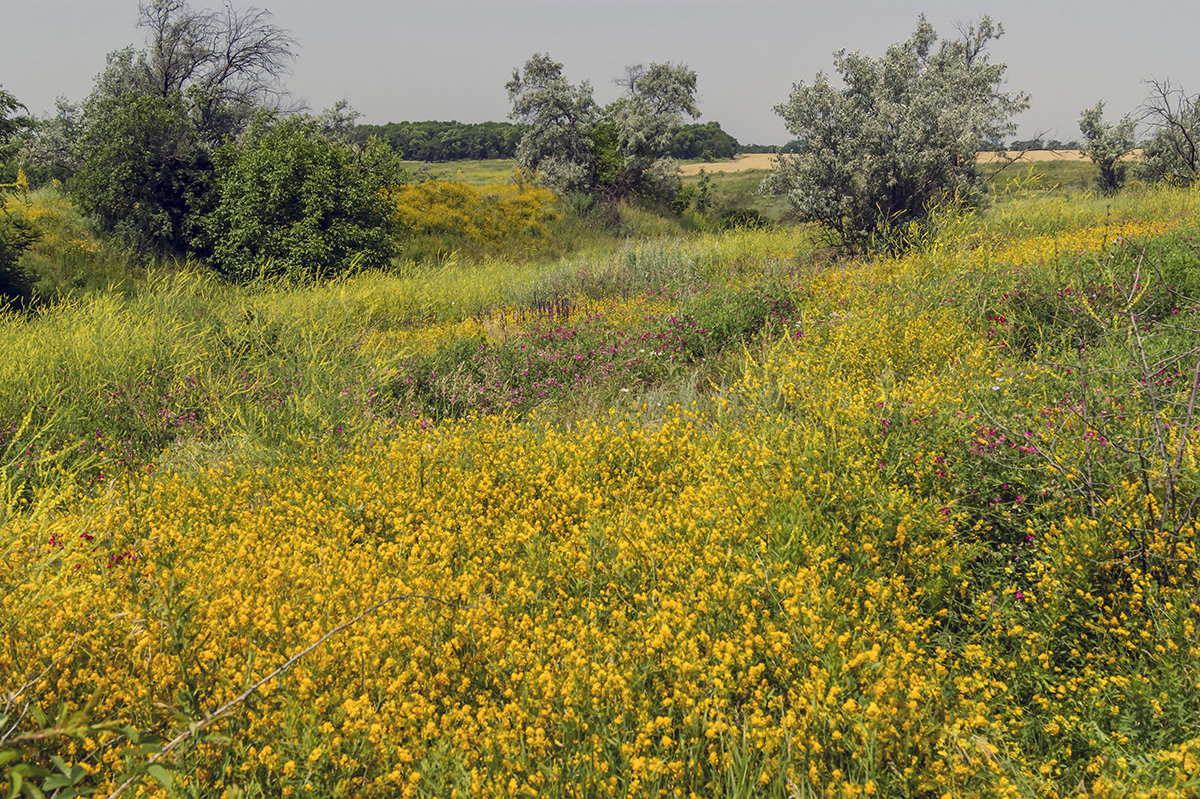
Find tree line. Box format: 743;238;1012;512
355;119;746;163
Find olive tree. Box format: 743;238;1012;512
763;16;1028;252
1078;101;1137;194
605;62;700;200
17;98;83;186
506;53;599;195
506;53;698;203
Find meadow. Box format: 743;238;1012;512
3;176;1200;798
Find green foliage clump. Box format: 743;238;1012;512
0;86;34;184
359;120;525;161
762;15;1028;252
670;121;738;160
1078;100;1136;194
70;91;210;255
506;54;699;205
198;116;403;282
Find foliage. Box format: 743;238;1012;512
197;115;402;282
5;187;1200;797
16;98;83;186
53;0;296;257
507;54;699;203
735;142;780;155
1;185;137;303
670;122;738;160
361;120;525;161
762;15;1028;252
1078;101;1137;193
506;53;599;195
1139;79;1200;187
0;195;39;308
69;91;209;255
604;62;699;201
0;86;34;184
133;0;296;144
1008;137;1082;151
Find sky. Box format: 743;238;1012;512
2;0;1197;147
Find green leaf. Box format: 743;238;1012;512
146;764;174;789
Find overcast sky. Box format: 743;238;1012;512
3;0;1197;146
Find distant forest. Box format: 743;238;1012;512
357;120;777;162
355;120;1078;163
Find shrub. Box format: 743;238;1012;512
70;91;210;255
1139;79;1200;186
1078;101;1136;194
198;116;402;282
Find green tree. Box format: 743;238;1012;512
670;122;738;160
506;53;599;195
197;115;403;282
1139;79;1200;187
0;86;34;183
60;0;296;253
606;62;699;201
70;90;209;255
1078;101;1137;194
762;15;1028;252
17;97;83;185
506;54;699;204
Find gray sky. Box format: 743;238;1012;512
2;0;1197;146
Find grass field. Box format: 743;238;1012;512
401;158;520;186
393;153;1110;222
3;181;1200;797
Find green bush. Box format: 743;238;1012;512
197;116;403;282
70;91;210;255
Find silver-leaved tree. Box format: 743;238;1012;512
763;15;1028;253
1078;101;1137;194
506;54;698;204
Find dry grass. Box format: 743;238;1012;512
682;149;1143;176
679;153;776;175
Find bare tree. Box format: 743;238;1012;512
136;0;297;140
1139;78;1200;186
